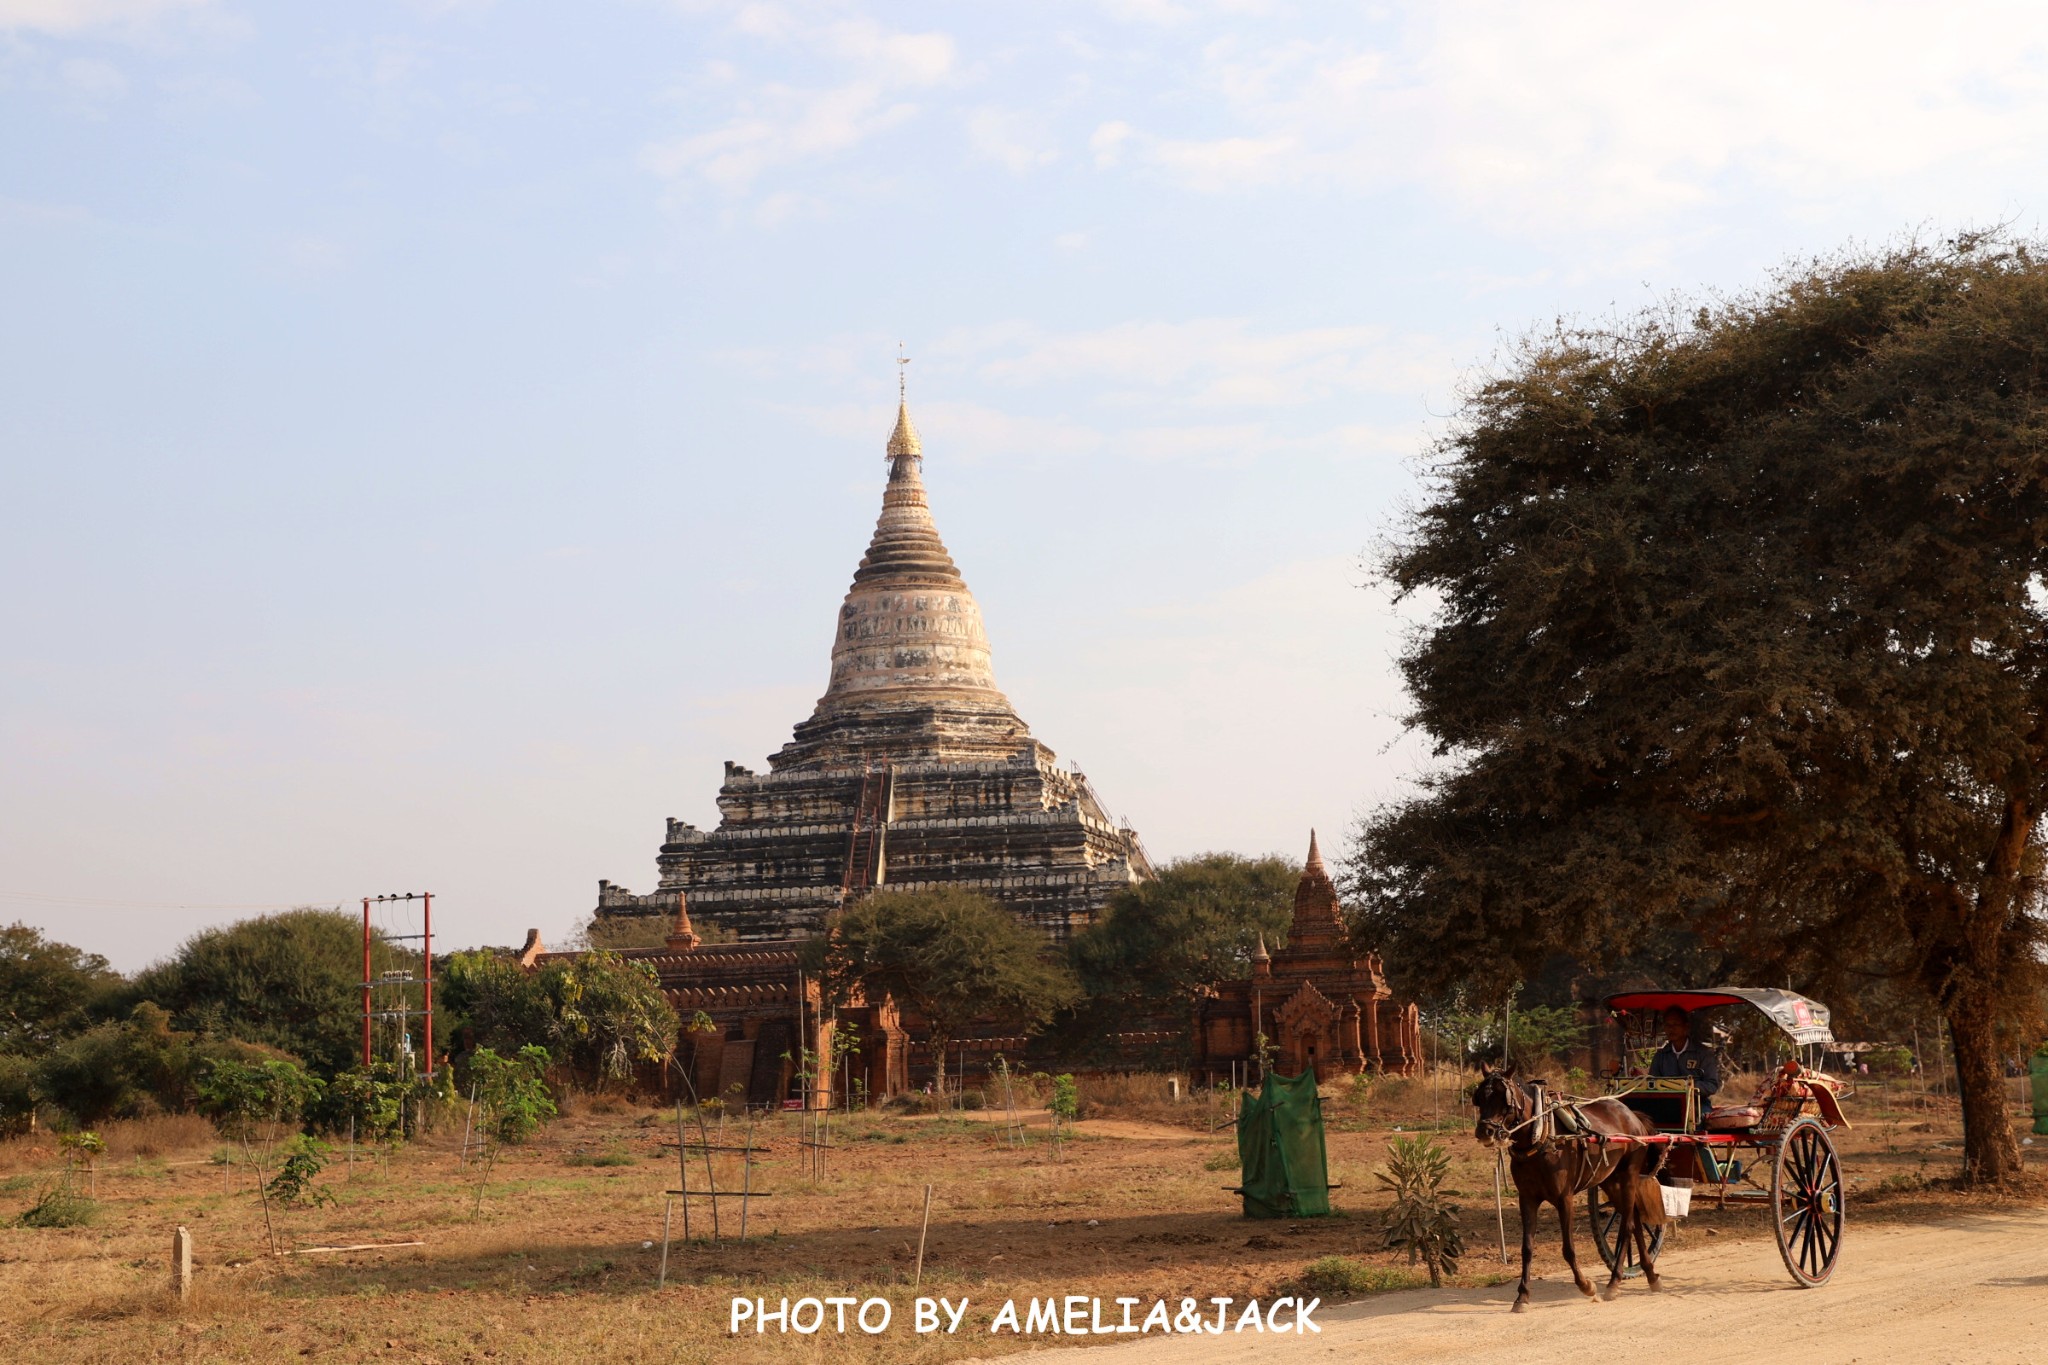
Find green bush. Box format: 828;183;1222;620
1203;1146;1241;1172
35;1003;275;1125
1377;1134;1464;1287
130;908;395;1077
1049;1074;1080;1129
563;1150;635;1168
16;1186;98;1228
266;1136;336;1208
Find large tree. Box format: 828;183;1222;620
131;908;404;1077
1352;238;2048;1183
1068;853;1298;1030
441;949;677;1085
818;887;1079;1095
0;923;122;1055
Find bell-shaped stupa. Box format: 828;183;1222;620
593;381;1151;941
772;393;1031;768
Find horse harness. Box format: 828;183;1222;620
1497;1082;1628;1197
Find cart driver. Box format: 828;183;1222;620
1648;1006;1721;1112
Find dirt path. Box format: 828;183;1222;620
992;1209;2048;1364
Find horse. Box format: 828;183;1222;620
1473;1063;1667;1312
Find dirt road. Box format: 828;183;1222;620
994;1209;2048;1365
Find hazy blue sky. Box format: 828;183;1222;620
7;0;2048;969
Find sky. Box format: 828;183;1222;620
8;1;2048;970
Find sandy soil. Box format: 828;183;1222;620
1000;1208;2048;1365
1;1079;2036;1363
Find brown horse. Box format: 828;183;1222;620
1473;1064;1667;1311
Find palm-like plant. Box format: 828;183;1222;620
1378;1134;1464;1286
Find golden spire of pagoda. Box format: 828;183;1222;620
887;342;922;459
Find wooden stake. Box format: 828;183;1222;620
658;1196;674;1289
675;1101;691;1241
171;1226;192;1301
913;1184;933;1289
1493;1149;1509;1263
739;1114;754;1241
459;1082;477;1167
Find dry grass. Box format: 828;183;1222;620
1073;1071;1209;1130
0;1112;220;1177
101;1113;219;1162
0;1077;2034;1364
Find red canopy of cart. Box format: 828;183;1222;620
1603;987;1834;1047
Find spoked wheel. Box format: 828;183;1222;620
1771;1117;1844;1287
1587;1184;1666;1278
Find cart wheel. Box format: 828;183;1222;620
1587;1184;1666;1278
1771;1116;1843;1287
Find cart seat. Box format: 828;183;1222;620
1702;1104;1761;1131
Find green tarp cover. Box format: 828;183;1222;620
2031;1052;2048;1136
1236;1069;1332;1219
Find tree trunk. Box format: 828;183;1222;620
930;1032;949;1105
1944;996;2023;1183
1936;797;2031;1185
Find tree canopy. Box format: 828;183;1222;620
439;948;677;1085
1068;853;1298;1029
1351;237;2048;1182
0;922;121;1055
131;908;402;1077
818;887;1079;1092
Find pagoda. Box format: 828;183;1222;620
594;385;1152;941
1192;832;1422;1082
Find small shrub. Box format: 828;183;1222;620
958;1089;986;1112
1297;1255;1425;1297
1378;1134;1463;1286
1375;1077;1415;1107
1340;1074;1373;1131
1203;1147;1241;1172
266;1136;336;1208
17;1185;98;1228
1049;1074;1080;1130
564;1150;635;1168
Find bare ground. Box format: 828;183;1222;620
998;1207;2048;1365
0;1077;2038;1363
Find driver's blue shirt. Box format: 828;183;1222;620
1648;1040;1721;1107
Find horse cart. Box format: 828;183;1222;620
1589;988;1849;1288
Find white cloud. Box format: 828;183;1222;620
967;105;1058;173
732;319;1454;469
935;318;1456;408
0;0;209;33
1089;119;1132;167
643;84;918;189
1094;1;2048;234
643;8;955;198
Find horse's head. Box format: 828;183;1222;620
1472;1062;1527;1148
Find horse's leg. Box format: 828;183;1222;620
1633;1171;1662;1291
1556;1188;1595;1298
1599;1171;1631;1301
1511;1186;1539;1313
